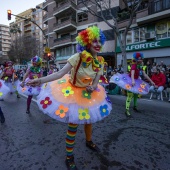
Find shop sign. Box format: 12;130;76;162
116;38;170;53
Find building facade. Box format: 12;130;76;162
116;0;170;66
42;0;119;69
0;24;11;63
10;5;45;63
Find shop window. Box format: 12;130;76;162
78;13;88;22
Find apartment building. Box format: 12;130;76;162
10;5;46;61
42;0;119;69
116;0;170;66
0;24;11;63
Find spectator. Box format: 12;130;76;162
117;64;124;73
160;61;166;71
146;60;152;77
43;67;48;77
149;68;166;100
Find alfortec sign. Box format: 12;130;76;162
116;38;170;53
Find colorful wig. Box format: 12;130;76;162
132;52;144;62
76;26;106;52
31;56;42;66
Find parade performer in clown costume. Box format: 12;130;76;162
27;26;112;170
110;52;154;117
0;61;20;98
18;56;43;114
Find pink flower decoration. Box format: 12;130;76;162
40;97;52;109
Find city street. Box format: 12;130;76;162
0;94;170;170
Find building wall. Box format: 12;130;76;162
0;24;11;63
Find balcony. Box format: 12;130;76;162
42;1;48;10
43;14;48;24
53;18;77;33
53;35;76;48
148;0;170;14
24;20;31;26
137;0;170;24
53;1;77;18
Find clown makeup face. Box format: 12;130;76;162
137;57;143;64
32;62;38;67
8;63;12;67
89;38;102;55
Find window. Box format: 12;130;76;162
156;21;169;39
78;13;88;22
126;31;132;44
140;27;147;41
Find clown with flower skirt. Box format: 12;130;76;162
27;26;112;170
17;56;43;114
110;52;155;117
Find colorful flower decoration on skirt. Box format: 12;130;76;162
82;90;91;99
33;75;38;79
0;92;3;97
0;82;2;88
62;86;74;97
43;83;48;89
55;105;68;118
13;85;16;89
140;83;146;89
100;104;109;117
40;97;52;109
105;96;112;104
122;77;127;80
78;108;90;120
28;87;32;93
115;77;120;81
125;84;132;90
138;88;143;93
58;79;66;84
22;87;27;92
4;77;8;81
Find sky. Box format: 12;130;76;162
1;0;44;26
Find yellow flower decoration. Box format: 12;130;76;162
43;83;48;89
4;77;8;80
33;75;38;79
0;92;3;96
62;86;74;97
99;80;102;83
13;85;16;89
78;108;90;120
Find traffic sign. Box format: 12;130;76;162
44;47;50;53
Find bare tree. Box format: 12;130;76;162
77;0;144;71
8;35;37;64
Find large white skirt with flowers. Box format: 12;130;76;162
4;80;20;93
36;74;112;124
0;80;10;99
17;78;41;96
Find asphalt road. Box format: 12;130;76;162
0;94;170;170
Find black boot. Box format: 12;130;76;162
26;109;30;114
17;94;20;98
65;156;77;170
86;140;100;152
0;107;5;123
133;106;141;113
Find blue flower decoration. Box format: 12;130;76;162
115;77;120;81
82;62;88;67
100;104;109;117
105;96;112;104
122;77;127;80
28;87;32;93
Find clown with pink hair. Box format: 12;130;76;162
17;56;43;114
110;52;155;117
27;26;112;170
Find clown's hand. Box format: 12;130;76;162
27;79;41;87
